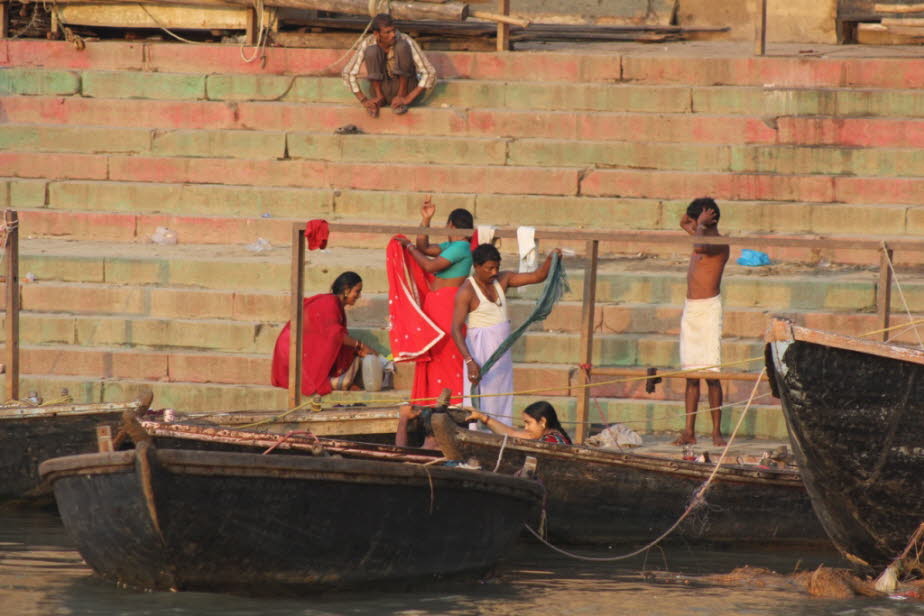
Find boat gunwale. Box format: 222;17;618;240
39;448;545;500
766;317;924;367
439;417;804;487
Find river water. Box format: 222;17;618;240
2;510;922;616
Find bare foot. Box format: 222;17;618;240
712;434;727;446
673;432;696;446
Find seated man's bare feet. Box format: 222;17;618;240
673;432;696;446
712;433;727;446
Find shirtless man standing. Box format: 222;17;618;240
674;197;730;447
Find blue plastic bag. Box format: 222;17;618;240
737;249;771;267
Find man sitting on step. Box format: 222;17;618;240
341;13;437;118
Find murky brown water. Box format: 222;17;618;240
2;511;922;616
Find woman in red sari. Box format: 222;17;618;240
392;199;473;404
271;272;375;396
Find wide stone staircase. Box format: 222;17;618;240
3;40;924;438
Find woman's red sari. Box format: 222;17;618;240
386;237;464;405
270;293;356;396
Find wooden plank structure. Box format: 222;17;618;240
838;0;924;42
4;210;19;402
286;222;924;443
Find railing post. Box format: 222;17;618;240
574;240;598;444
754;0;767;56
496;0;510;51
0;1;9;39
4;210;19;401
288;223;306;408
877;243;894;342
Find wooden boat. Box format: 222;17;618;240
431;413;828;546
0;392;151;502
39;442;544;592
765;318;924;570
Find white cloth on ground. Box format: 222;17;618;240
464;319;514;426
679;295;722;371
517;226;537;273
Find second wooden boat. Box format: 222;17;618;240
40;443;544;592
766;318;924;570
432;413;828;547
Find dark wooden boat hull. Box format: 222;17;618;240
766;319;924;569
0;395;150;502
40;448;543;592
432;414;827;547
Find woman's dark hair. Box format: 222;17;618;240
331;271;362;296
523;401;571;443
686;197;720;222
447;208;474;230
472;243;501;266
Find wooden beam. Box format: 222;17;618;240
754;0;767;55
288;223;305;409
0;1;9;39
325;222;924;253
882;17;924;24
768;318;924;367
495;0;509;51
874;2;924;13
4;210;18;402
573;240;598;444
588;367;768;382
877;243;894;342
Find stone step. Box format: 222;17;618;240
8;148;924;207
9;300;917;346
10;66;924;118
6;125;924;182
7;240;920;312
0;369;791;439
7;40;924;90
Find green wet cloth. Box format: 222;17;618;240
472;254;569;409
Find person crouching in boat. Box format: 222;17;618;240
466;401;572;444
270;271;376;395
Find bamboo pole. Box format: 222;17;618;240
470;10;528;28
494;0;509;51
754;0;767;55
573;240;598;444
0;1;8;38
288;224;305;409
877;243;894;343
4;210;18;402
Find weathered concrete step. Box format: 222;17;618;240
10;191;924;263
11;94;924;149
7;241;919;311
10;66;924;118
0;368;790;439
7;125;924;181
8;149;924;205
6;40;924;90
0;151;580;197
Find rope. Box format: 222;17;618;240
240;0;270;65
880;242;924;349
523;368;766;562
492;433;508;472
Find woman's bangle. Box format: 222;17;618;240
465;358;475;365
355;340;362;351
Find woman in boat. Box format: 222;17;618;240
270;271;375;395
390;198;474;405
466;401;572;444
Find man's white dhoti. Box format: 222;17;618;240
679;295;722;372
463;320;514;426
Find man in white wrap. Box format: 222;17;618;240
675;198;730;447
451;244;561;426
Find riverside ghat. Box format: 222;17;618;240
1;0;924;605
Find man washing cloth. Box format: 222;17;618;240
452;244;563;427
341;13;436;118
675;197;730;447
